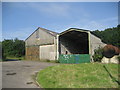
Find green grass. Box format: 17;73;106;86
6;56;25;60
37;63;119;88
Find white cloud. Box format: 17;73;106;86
55;17;117;32
2;16;118;41
82;21;108;30
26;3;71;17
9;3;90;18
3;27;36;40
100;17;118;22
66;16;118;31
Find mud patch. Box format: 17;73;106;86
6;72;16;75
26;82;33;84
23;65;31;67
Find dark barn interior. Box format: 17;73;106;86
59;30;89;54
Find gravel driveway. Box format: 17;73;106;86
2;60;58;88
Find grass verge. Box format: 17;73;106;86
6;56;25;60
36;63;119;88
37;59;59;63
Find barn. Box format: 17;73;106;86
25;27;58;60
25;27;105;62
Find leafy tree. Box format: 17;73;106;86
2;39;14;56
2;38;25;58
13;38;25;57
92;25;120;48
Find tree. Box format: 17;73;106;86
2;39;14;56
13;38;25;57
92;25;120;48
2;38;25;57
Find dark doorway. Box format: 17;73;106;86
59;30;89;54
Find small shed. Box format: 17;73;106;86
25;27;105;62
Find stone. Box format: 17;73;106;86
101;55;119;64
110;55;119;64
101;57;110;63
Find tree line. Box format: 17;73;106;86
92;25;120;48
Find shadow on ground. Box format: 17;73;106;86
5;59;20;61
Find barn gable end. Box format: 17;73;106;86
25;27;58;60
25;27;58;46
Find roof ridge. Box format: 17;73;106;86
38;27;59;36
38;27;58;34
68;28;90;31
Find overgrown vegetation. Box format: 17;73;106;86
92;47;104;62
92;25;120;62
92;25;120;48
2;38;25;60
37;63;118;88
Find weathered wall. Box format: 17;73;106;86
25;28;57;60
26;46;39;60
25;28;55;46
39;44;56;60
90;33;106;55
59;38;73;55
60;43;71;54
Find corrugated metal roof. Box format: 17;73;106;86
59;28;90;36
59;28;100;39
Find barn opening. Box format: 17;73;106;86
59;30;89;54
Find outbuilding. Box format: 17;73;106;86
25;27;105;62
25;27;58;60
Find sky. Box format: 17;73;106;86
2;2;118;40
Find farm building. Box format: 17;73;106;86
25;27;105;62
25;27;58;60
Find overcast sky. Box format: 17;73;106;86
2;2;118;40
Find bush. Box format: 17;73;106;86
92;47;104;62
